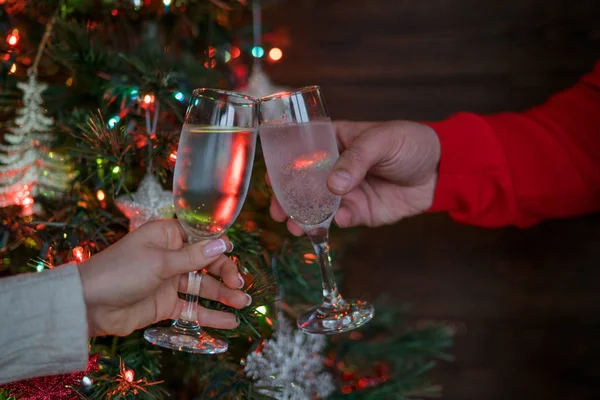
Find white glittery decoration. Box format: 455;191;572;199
0;73;72;210
115;172;174;231
238;64;288;99
244;313;335;400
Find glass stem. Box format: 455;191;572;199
307;227;346;311
173;271;202;333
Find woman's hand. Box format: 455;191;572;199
77;219;251;337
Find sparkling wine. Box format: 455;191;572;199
174;125;256;239
259;120;340;227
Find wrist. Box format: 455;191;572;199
77;259;101;336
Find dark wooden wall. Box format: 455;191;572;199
264;1;600;399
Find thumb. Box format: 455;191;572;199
327;129;387;195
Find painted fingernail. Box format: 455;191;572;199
203;239;227;257
329;169;353;191
226;241;235;253
244;293;252;307
238;273;245;289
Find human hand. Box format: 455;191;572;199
269;120;441;235
77;219;251;337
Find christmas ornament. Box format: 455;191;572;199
115;173;174;231
0;71;72;214
1;355;99;400
243;313;335;400
238;0;287;98
239;63;288;98
105;359;163;399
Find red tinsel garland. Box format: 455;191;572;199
1;355;99;400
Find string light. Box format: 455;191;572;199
142;94;154;105
112;165;121;174
174;92;184;101
169;151;177;162
7;29;19;46
65;77;74;87
9;63;16;74
71;246;89;263
251;46;264;58
203;59;216;69
230;47;241;59
223;51;231;63
96;190;106;201
36;263;45;272
123;369;135;383
255;305;268;315
268;47;283;61
111;9;118;16
108;115;120;128
130;88;139;99
163;0;172;5
132;0;142;9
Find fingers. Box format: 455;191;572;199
327;124;389;196
269;196;287;222
286;218;304;236
202;274;251;309
168;302;240;329
204;255;244;290
162;236;232;277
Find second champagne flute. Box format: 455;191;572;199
144;89;257;353
259;86;374;334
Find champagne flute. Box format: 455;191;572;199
144;89;257;353
258;86;374;334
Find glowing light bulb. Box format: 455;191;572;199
251;46;264;58
9;63;16;74
269;47;283;61
123;369;134;383
230;47;241;59
112;165;120;174
163;0;172;5
142;94;154;105
169;151;177;162
7;30;19;46
174;92;184;101
223;51;231;63
96;190;106;201
107;115;120;128
255;305;268;315
36;263;45;272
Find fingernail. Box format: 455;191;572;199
238;273;245;289
203;239;227;257
226;241;235;253
244;293;252;307
329;169;353;191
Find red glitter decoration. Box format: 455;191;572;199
1;355;99;400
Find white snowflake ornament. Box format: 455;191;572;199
115;172;174;231
244;313;335;400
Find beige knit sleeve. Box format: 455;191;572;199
0;264;89;384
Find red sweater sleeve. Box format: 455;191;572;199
426;62;600;228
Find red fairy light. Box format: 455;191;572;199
123;369;135;383
169;151;177;162
71;246;89;263
7;29;19;46
304;253;317;264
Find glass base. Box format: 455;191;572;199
297;300;374;334
144;326;228;354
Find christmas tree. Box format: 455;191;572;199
0;1;453;399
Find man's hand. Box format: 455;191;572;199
270;120;441;235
